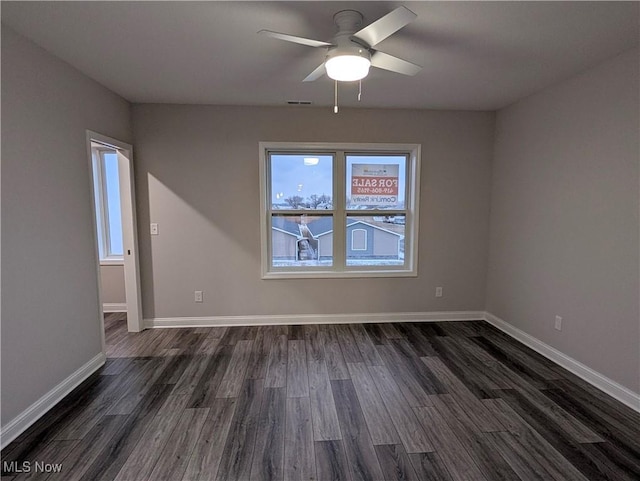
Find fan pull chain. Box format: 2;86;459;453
334;80;339;114
358;79;362;102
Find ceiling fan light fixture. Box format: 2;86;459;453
325;54;371;82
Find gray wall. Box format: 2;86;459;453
132;105;495;319
486;48;639;392
100;265;126;305
1;27;132;424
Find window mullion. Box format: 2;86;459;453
333;151;346;271
265;153;274;271
405;152;416;270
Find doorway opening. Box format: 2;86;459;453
86;131;143;337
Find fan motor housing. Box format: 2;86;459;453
333;10;364;33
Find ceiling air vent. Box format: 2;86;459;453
287;100;313;105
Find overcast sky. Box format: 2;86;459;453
271;154;406;207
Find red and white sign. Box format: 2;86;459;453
351;164;399;206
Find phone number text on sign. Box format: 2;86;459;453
351;164;400;206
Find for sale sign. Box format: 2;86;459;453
351;164;399;206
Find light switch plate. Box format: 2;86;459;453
555;315;562;331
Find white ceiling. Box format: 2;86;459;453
2;1;638;110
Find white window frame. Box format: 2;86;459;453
92;146;124;264
351;229;368;251
259;142;420;279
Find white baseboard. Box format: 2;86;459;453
103;303;127;313
144;310;485;329
0;352;106;450
483;312;640;414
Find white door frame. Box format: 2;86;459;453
86;130;143;335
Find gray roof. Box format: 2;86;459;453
305;217;333;237
272;217;301;237
305;217;403;238
348;219;403;237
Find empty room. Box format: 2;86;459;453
1;1;638;480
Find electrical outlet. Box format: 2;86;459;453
435;286;443;298
150;223;159;235
555;315;562;331
194;290;203;303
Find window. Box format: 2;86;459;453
92;145;124;263
351;229;367;251
260;142;420;278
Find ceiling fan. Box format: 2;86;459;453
258;6;422;83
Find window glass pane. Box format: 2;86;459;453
346;215;405;267
103;152;123;256
346;155;406;210
270;154;333;210
271;214;333;267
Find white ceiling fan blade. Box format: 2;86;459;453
303;63;326;82
258;30;333;48
352;6;417;48
370;51;422;76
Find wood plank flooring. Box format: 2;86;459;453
2;313;639;480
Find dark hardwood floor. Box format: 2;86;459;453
2;314;639;480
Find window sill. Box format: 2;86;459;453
100;258;124;266
262;269;417;280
